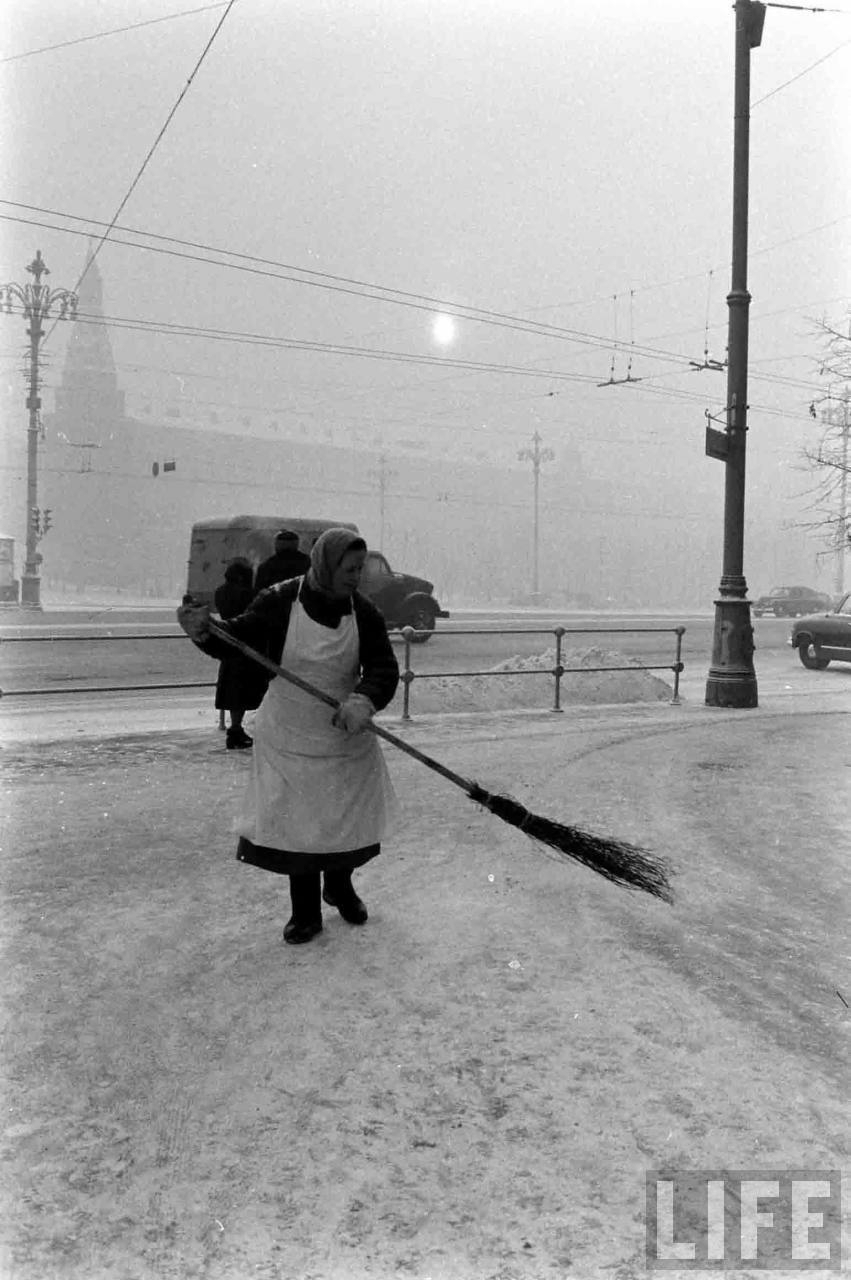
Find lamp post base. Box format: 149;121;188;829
19;574;42;610
705;596;758;707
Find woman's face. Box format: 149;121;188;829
329;548;366;598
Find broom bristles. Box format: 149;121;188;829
468;785;674;903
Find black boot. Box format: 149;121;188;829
284;873;322;944
323;870;368;925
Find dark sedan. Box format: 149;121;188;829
789;592;851;668
753;584;833;617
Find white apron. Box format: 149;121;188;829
235;591;399;854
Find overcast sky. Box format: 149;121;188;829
1;0;849;512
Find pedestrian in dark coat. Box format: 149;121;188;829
213;561;268;749
253;529;311;594
178;529;400;946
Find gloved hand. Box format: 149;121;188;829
332;693;375;735
177;598;212;642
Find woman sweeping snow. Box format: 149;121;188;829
177;528;400;944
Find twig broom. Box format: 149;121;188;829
208;620;674;904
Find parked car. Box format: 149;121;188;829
789;592;851;669
752;585;833;617
359;550;448;642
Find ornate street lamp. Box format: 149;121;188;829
704;2;765;707
2;251;78;608
518;430;555;600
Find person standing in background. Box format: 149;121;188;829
254;529;311;594
213;560;268;749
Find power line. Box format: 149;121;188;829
749;215;851;259
763;3;851;13
4;291;830;428
3;211;842;417
9;304;817;434
5;199;848;393
0;4;229;65
76;307;844;400
486;216;851;317
642;292;851;348
47;0;238;348
63;307;612;383
10;206;833;398
4;208;701;367
752;36;851;106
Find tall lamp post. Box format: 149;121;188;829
518;430;554;599
704;1;765;707
2;251;78;609
370;451;396;551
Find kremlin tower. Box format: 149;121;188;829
52;247;124;441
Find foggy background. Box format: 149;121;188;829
1;0;848;606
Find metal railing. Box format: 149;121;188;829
0;632;215;698
0;623;686;715
396;624;685;718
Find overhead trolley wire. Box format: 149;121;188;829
55;307;610;385
0;207;791;384
764;4;851;11
752;36;851;106
517;217;851;318
5;299;815;429
4;198;847;396
2;246;832;407
4;200;842;414
3;207;699;369
42;0;238;349
0;4;230;65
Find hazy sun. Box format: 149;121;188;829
432;313;456;346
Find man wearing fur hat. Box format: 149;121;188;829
254;529;310;594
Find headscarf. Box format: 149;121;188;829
308;528;366;595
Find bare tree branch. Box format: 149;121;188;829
791;311;851;587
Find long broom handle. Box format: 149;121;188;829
206;620;477;797
205;621;673;902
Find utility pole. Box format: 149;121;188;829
2;251;77;609
370;452;395;551
704;1;765;708
518;430;554;599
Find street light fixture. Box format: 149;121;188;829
518;430;554;600
2;251;78;609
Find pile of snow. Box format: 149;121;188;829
393;646;675;716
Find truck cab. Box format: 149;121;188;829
359;550;449;642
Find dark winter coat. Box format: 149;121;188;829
213;580;269;711
200;577;399;712
253;548;311;594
